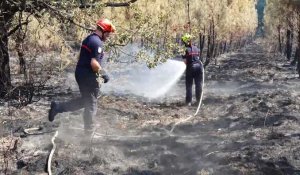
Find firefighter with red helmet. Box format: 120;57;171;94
48;18;116;134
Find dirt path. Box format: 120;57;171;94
1;40;300;175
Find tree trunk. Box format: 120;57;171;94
205;22;212;67
228;33;233;52
223;41;227;53
16;42;26;74
219;41;224;55
238;37;242;49
162;18;168;49
213;42;218;59
291;48;299;66
0;15;12;97
16;11;26;75
206;23;211;59
199;30;205;58
286;28;293;61
211;21;216;56
187;0;191;34
204;20;216;68
278;25;282;53
297;16;300;78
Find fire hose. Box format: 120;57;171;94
45;73;106;174
47;131;58;175
169;62;205;133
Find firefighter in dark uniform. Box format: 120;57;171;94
48;19;115;133
182;34;203;106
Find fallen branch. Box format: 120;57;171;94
263;110;270;128
47;131;58;175
205;151;219;157
23;127;41;134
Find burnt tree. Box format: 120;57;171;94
297;15;300;77
204;19;215;68
285;28;293;60
277;25;283;53
199;29;205;58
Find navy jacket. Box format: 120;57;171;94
76;33;104;73
182;45;201;68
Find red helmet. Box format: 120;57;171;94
96;19;116;33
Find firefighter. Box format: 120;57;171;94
181;33;203;106
48;18;115;134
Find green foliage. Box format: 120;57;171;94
265;0;299;44
7;0;259;68
101;0;257;67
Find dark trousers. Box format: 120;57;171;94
185;63;203;103
58;69;99;130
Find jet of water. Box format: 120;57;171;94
101;59;186;99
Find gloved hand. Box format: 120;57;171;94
101;74;109;83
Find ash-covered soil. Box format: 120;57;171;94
1;39;300;175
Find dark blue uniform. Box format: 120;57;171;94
57;33;104;130
183;45;203;104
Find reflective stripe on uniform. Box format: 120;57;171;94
81;44;92;53
189;52;199;56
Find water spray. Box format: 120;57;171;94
169;62;205;133
101;59;186;99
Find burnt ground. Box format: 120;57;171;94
1;39;300;175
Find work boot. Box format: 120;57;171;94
84;128;93;136
193;100;200;106
48;101;59;122
80;128;94;145
84;123;95;136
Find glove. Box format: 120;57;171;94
101;74;109;83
